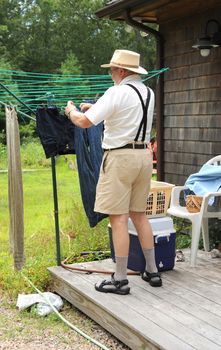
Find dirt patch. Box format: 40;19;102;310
0;296;129;350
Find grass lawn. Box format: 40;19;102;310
0;152;109;297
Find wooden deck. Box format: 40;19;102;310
48;250;221;350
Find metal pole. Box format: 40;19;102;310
51;156;61;265
46;91;61;266
0;82;36;115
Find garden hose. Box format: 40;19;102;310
61;251;140;275
21;272;110;350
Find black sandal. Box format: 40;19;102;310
95;273;130;295
141;271;162;287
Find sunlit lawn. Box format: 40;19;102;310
0;156;109;296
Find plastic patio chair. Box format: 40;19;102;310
167;155;221;267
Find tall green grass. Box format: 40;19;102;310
0;141;109;297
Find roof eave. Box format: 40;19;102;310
95;0;155;20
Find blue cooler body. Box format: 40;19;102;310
108;216;176;272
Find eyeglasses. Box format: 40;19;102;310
108;67;119;75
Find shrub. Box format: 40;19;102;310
20;140;51;168
0;142;7;169
19;121;37;144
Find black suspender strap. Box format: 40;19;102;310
126;83;150;142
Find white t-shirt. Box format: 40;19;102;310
85;74;155;149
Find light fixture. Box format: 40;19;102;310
125;24;133;33
140;31;149;37
192;19;221;57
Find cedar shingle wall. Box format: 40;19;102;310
161;9;221;185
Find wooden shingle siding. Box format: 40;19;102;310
165;101;221;115
164;115;220;128
165;75;221;92
164;128;221;142
165;88;221;103
161;9;221;184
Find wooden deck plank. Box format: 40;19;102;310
176;257;221;285
80;270;221;350
157;278;221;318
163;268;221;305
49;266;192;350
48;250;221;350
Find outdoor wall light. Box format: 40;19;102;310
125;18;149;37
192;19;221;57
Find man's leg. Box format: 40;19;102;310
129;211;162;287
95;213;130;294
109;214;129;280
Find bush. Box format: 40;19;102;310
19;121;37;144
174;217;221;251
20;140;51;168
0;139;52;170
0;128;6;144
208;219;221;249
0;139;51;169
0;142;7;169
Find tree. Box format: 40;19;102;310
60;53;82;75
0;0;157;74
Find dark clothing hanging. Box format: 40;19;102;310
36;107;76;158
74;124;108;227
36;107;107;227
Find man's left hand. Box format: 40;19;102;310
65;100;77;117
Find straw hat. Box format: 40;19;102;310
101;49;147;74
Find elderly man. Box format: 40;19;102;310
65;49;162;295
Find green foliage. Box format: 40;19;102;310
0;127;6;144
208;219;221;249
20;141;51;168
0;64;22;134
0;57;12;70
176;233;192;250
60;53;82;75
0;0;157;74
19;121;37;144
0;139;51;169
0;142;7;169
174;217;221;251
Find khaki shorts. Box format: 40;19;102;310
94;148;153;215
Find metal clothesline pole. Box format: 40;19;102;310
0;82;36;115
51;156;61;265
46;93;61;266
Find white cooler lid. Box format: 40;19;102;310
108;217;175;237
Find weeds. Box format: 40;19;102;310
0;142;108;297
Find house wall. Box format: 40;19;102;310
161;8;221;184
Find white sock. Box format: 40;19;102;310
114;256;128;280
142;248;158;273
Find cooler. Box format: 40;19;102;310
108;216;176;272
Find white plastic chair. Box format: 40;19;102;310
167;155;221;267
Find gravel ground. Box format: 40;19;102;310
0;295;130;350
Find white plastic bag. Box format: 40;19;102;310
16;292;63;316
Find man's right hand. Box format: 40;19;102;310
80;103;92;112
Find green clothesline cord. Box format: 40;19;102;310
0;68;167;76
0;67;169;118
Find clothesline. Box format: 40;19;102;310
0;68;169;118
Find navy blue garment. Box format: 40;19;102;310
36;107;76;158
74;123;108;227
36;107;107;227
